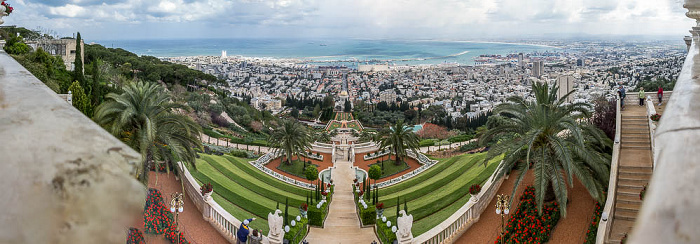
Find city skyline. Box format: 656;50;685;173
6;0;693;40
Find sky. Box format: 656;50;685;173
3;0;695;40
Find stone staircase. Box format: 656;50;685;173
607;107;654;244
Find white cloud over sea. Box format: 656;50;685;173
4;0;694;40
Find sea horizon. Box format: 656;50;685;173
90;38;558;66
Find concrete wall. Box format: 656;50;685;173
0;50;145;243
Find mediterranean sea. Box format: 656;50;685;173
93;38;555;66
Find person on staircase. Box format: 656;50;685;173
657;86;664;105
639;89;646;106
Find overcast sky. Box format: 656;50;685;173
4;0;695;40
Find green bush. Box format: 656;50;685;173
284;216;308;243
4;36;30;55
376;219;397;244
419;139;436;147
308;207;324;226
229;150;248;158
360;206;377;225
448;134;474;143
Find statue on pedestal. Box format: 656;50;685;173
267;209;284;244
396;210;414;244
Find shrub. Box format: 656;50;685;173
495;186;561;244
164;229;190;244
459;141;480;152
640;185;647;200
126;227;145;244
468;184;482;195
584;201;605;244
376;218;397;244
229;150;248;158
419;139;435;147
200;183;213;196
650;113;661;122
360;206;377;225
308;207;324;226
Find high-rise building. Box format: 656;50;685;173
221;50;227;59
577;58;584;67
518;53;524;68
556;74;575;103
532;61;544;78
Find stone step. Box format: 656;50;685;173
621;139;651;145
621;145;652;150
616;194;643;204
618;172;651;180
620;130;649;135
614;209;638;221
621;134;650;139
619;166;653;173
616;202;641;212
618;183;645;190
618;178;649;186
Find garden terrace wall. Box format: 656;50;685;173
0;50;145;243
596;95;622;243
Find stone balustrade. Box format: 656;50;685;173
627;2;700;242
371;150;439;189
414;166;505;244
596;96;623;243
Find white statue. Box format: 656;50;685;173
267;209;284;244
396;210;414;244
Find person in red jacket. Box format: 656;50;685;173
657;87;664;105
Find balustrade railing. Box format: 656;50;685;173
596;95;623;243
414;165;505;244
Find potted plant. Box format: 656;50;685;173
621;233;628;244
640;184;647;200
375;202;384;219
300;203;308;218
201;183;213;201
650;113;661;122
321;191;328;200
469;184;482;202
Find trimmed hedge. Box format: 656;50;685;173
360;206;377;225
308;207;324;226
419;139;436;147
376;219;397;244
378;154;477;196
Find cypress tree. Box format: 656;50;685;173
306;193;309;206
322;178;325;192
404;199;408;213
276;202;280;210
284;197;289;226
396;197;400;217
73;32;84;84
91;59;101;105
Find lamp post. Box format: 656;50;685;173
170;192;185;244
495;194;510;244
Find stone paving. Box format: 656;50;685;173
304;152;379;244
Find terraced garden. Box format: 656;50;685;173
359;152;502;237
186;154;324;235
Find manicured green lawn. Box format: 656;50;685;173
276;159;320;179
366;152;502;237
369;160;409;179
187;154;320;238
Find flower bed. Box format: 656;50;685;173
143;188;175;234
495;186;561;244
165;229;190;244
584;202;604;244
126;227;145;244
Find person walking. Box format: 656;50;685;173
639;89;646;106
236;218;256;244
618;86;626;109
249;229;262;244
657;87;664;105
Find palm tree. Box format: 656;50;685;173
94;81;202;184
270;120;312;165
378;120;420;165
480;82;611;217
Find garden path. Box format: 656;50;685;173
305;150;379;243
131;171;229;244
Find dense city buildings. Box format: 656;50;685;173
165;40;685;118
